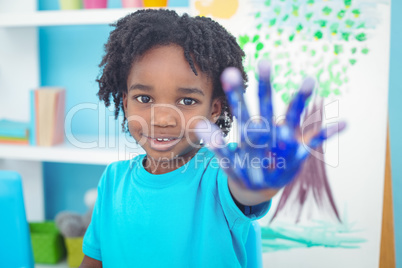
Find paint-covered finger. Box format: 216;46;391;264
308;121;347;149
258;60;274;128
296;121;347;162
194;120;241;181
221;67;250;143
194;120;232;160
286;77;315;130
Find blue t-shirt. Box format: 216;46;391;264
83;147;270;267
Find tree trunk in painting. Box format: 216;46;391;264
270;100;341;224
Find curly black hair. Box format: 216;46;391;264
97;9;247;136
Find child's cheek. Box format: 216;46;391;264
126;114;150;146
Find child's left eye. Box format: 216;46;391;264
179;98;197;106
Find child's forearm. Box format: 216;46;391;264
228;177;280;206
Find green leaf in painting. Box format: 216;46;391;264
345;19;355;28
352;9;360;17
238;35;250;49
296;24;303;32
274;6;281;15
273;83;284;92
289;33;295;42
292;5;299;17
355;33;367;41
356;23;365;29
337;10;346;19
342;32;350;41
315;20;327;27
305;12;313;21
314;31;323;40
252;35;260;43
322;6;332;16
334;45;343;55
281;92;291;103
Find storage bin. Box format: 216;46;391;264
65;237;85;267
29;221;66;264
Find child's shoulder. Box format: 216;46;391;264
97;154;146;188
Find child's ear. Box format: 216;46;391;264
210;97;222;123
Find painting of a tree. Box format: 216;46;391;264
194;0;389;257
236;0;378;250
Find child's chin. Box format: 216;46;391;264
147;151;176;161
146;146;200;161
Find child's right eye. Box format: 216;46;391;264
135;95;152;103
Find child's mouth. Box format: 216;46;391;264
146;136;181;151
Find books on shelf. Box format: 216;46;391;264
30;87;66;146
0;119;30;145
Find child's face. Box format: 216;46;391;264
123;45;221;162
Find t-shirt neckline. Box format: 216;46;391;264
131;147;213;188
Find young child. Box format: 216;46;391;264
80;8;337;268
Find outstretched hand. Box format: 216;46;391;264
195;61;346;190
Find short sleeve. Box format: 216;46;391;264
82;168;106;261
217;168;271;230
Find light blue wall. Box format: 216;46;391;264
43;162;105;219
40;25;112;136
389;0;402;267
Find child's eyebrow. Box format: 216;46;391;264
129;83;152;92
177;87;205;96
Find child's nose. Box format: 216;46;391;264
151;105;179;127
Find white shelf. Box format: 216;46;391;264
0;7;191;27
0;137;145;165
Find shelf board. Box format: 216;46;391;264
0;7;191;27
0;137;145;165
